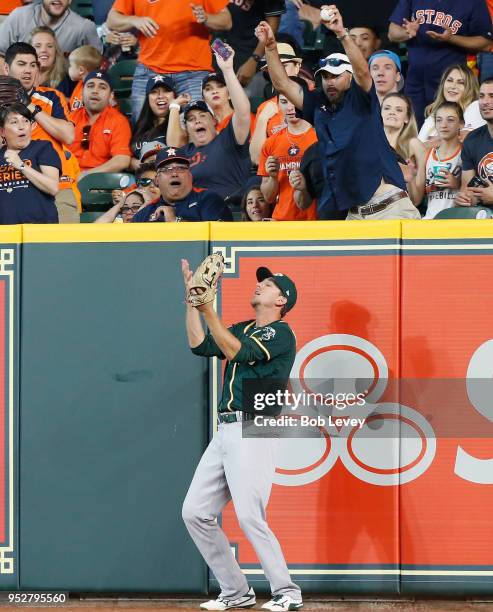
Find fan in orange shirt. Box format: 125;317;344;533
258;93;317;222
106;0;232;121
250;42;302;164
0;0;23;16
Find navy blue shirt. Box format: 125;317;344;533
132;188;233;222
0;140;60;224
302;81;406;217
390;0;492;77
461;125;493;183
177;121;251;202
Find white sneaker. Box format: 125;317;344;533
200;587;256;610
261;595;303;611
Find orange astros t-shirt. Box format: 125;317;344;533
111;0;228;73
69;105;131;171
255;97;286;137
31;87;80;202
69;81;84;112
258;126;318;222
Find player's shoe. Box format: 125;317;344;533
261;595;303;611
200;587;256;610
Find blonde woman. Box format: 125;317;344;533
29;26;67;89
382;93;426;206
418;65;483;143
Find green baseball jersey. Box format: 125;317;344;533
191;319;296;414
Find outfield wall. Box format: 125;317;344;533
0;222;491;595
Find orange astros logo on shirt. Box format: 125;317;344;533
478;152;493;184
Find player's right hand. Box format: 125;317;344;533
133;16;159;37
181;259;194;293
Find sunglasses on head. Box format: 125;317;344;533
319;57;351;68
81;125;91;149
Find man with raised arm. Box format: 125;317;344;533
255;6;420;220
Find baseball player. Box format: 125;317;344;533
181;259;302;611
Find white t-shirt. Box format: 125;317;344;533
423;145;462;219
418;101;485;142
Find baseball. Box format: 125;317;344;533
320;7;335;21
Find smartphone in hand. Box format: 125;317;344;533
211;38;232;61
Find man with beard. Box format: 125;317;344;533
256;5;419;220
0;0;102;61
69;71;131;176
456;79;493;208
3;42;81;222
132;147;232;222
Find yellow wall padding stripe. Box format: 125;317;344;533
21;223;210;244
0;227;22;244
210;220;403;241
402;219;493;240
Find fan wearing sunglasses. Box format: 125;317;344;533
135;162;161;203
69;70;131;178
256;6;419;221
95;190;145;223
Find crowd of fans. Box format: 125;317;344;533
1;0;493;224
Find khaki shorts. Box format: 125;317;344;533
346;195;421;220
55;189;80;224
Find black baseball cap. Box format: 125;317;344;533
83;70;113;89
155;146;190;169
256;267;297;313
183;100;213;120
202;72;226;90
146;74;176;96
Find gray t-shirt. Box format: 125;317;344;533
0;4;103;56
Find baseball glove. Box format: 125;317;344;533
0;76;30;108
187;253;224;307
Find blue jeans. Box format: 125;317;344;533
131;63;210;124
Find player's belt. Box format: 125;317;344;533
350;190;408;217
218;411;255;424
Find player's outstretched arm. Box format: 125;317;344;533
182;259;206;348
199;306;242;361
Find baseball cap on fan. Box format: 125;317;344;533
314;53;353;76
256;267;297;313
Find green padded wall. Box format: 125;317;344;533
19;237;208;592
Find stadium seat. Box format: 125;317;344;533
80;211;102;223
434;207;493;219
108;60;137;99
70;0;94;20
118;98;133;121
78;172;135;212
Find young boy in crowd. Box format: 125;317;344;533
67;45;103;111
